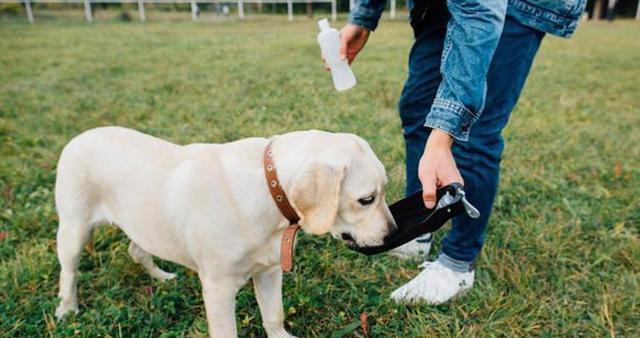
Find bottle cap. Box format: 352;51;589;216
318;18;330;31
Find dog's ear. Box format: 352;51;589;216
289;163;346;235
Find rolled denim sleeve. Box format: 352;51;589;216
424;0;508;142
348;0;387;31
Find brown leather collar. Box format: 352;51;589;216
263;140;301;272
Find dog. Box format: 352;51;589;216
54;126;395;337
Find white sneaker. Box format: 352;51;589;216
390;260;474;304
388;233;432;260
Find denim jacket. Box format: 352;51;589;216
348;0;586;141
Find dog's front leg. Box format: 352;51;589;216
200;273;243;338
253;265;297;338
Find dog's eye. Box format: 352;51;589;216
358;196;375;206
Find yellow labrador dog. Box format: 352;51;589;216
54;126;395;338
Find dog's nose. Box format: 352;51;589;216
341;232;355;242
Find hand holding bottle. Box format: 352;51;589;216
317;19;359;91
321;23;370;70
338;23;370;65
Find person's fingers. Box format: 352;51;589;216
441;170;463;186
320;54;330;71
347;51;355;65
442;159;464;186
339;32;348;62
422;176;437;209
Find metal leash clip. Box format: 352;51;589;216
435;185;480;219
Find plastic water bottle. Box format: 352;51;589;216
317;18;357;91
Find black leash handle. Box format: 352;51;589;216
350;183;479;256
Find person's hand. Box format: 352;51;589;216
418;129;464;209
323;24;370;70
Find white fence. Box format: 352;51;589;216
0;0;399;23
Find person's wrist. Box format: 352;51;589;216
359;25;370;34
345;23;366;32
346;20;372;32
425;129;453;150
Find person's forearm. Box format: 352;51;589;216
424;0;508;142
347;0;388;31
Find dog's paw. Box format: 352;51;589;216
150;269;177;281
55;302;79;320
266;328;297;338
268;333;297;338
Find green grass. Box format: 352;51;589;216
1;16;639;337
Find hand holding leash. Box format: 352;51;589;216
420;129;463;209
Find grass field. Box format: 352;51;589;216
1;16;639;337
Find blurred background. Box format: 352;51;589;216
0;0;639;23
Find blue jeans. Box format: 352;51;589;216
399;13;545;268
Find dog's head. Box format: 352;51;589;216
278;130;395;248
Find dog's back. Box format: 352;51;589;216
56;127;180;225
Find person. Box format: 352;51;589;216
337;0;586;304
